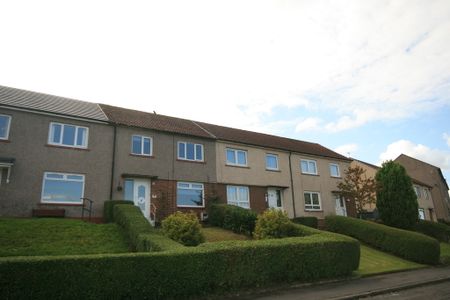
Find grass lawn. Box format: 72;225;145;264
201;226;251;243
356;244;425;276
0;218;130;257
440;243;450;265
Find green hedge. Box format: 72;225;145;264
208;204;257;235
292;216;318;229
0;232;359;299
415;220;450;243
325;215;440;264
103;200;133;223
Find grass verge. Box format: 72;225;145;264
0;218;129;256
202;226;251;243
356;244;425;276
441;243;450;265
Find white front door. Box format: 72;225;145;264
267;188;283;209
133;179;151;220
334;194;347;216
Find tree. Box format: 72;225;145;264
375;160;418;229
337;165;377;216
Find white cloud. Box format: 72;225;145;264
334;144;358;157
295;117;323;132
443;133;450;147
0;1;449;132
379;139;450;171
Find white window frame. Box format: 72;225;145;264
48;122;89;149
226;148;248;167
329;163;340;177
304;191;322;211
301;159;318;175
0;114;12;140
266;154;279;171
227;185;250;208
418;208;425;220
176;182;205;208
414;185;421;198
177;141;204;162
131;135;153;156
423;188;430;200
41;172;85;204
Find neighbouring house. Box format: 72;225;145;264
395;154;450;221
0;86;114;219
351;158;438;222
0;85;354;222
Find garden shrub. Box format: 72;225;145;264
254;209;296;239
162;212;205;246
414;220;450;243
0;232;359;299
103;200;133;223
208;204;257;235
292;216;318;229
325;215;440;264
438;219;450;227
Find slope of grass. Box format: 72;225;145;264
0;218;129;256
202;226;251;243
356;244;425;276
440;243;450;265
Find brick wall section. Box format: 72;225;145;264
346;198;357;218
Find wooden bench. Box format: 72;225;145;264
32;209;66;218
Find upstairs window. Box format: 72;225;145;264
266;154;279;170
131;135;152;156
329;163;340;177
178;142;204;161
48;122;88;148
301;159;317;175
0;114;11;140
226;148;247;166
414;185;421;198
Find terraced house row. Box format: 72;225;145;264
1;85;356;222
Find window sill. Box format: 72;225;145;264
304;209;323;212
331;176;342;179
0;139;11;143
225;164;250;169
45;144;90;151
130;153;155;158
177;205;205;209
266;168;281;172
301;173;319;176
40;202;83;206
176;159;206;164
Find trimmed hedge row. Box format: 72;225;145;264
325;215;440;264
0;232;359;299
292;216;319;229
103;200;133;223
415;220;450;243
113;204;183;252
208;204;257;235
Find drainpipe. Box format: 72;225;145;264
109;124;117;200
289;151;296;218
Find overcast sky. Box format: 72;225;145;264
1;0;449;184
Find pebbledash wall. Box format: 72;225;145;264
0;107;114;218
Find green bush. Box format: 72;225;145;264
325;215;440;264
162;212;205;246
438;219;450;226
292;216;318;229
375;161;419;229
0;232;359;299
415;220;450;243
208;204;257;235
103;200;133;223
254;209;296;239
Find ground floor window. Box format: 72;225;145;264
227;185;250;208
41;172;84;204
304;191;321;211
418;208;425;220
177;182;204;207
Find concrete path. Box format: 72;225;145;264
233;266;450;300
